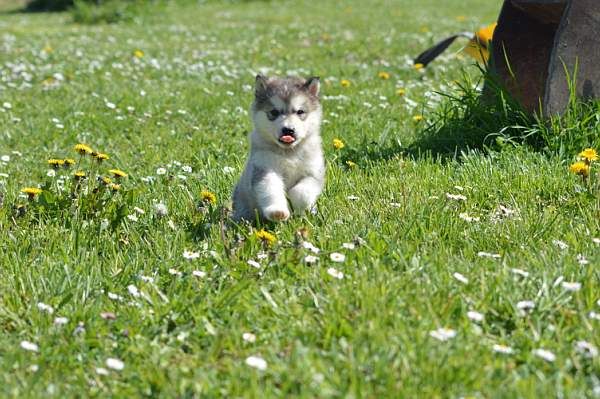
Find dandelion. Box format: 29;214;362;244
245;355;267;371
569;161;590;178
412;115;424;123
200;190;217;204
345;160;357;168
94;153;109;162
106;358;125;371
108;169;128;178
63;158;75;167
255;229;276;246
340;79;351;87
100;176;112;185
154;202;168;217
74;143;93;155
533;348;556;362
578;148;598;163
133;49;144;58
332;138;345;150
413;63;424;70
21;187;42;199
429;328;456;341
396;88;406;96
47;159;65;168
378;71;390;80
73;171;86;179
109;183;121;191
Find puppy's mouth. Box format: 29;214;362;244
278;134;296;145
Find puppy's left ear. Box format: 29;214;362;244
304;77;320;97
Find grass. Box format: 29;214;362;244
0;0;599;397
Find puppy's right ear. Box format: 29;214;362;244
255;74;268;96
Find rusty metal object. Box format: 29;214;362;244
490;0;600;115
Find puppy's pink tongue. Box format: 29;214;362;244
280;135;295;143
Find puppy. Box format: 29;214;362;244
233;75;325;222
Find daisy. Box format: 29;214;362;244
575;341;598;358
192;270;206;278
429;328;456;341
245;356;267;371
20;341;39;352
327;267;344;279
533;349;556;362
330;252;345;262
106;358;125;371
304;255;318;264
561;281;581;292
242;332;257;343
452;272;468;284
183;250;200;260
467;311;484;322
247;260;261;269
492;344;514;354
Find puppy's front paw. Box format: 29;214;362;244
264;207;290;222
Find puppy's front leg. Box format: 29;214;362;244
288;176;323;215
253;170;290;222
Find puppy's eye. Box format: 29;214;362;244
296;110;305;116
269;110;281;118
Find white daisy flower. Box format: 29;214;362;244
222;166;235;174
459;212;479;222
342;242;356;250
54;317;68;325
452;272;468;284
247;260;261;269
245;355;267;371
561;281;581;292
107;292;123;301
429;328;456;341
20;341;39;352
242;332;257;343
156;167;167;175
106;358;124;371
133;207;145;214
510;268;529;278
37;302;54;314
346;195;360;201
330;252;345;262
183;250;200;260
192;270;206;278
126;214;138;222
182;165;192;173
533;349;556;362
446;193;467;201
302;241;320;254
576;254;589;265
467;311;484;322
327;267;344;279
95;367;109;376
552;239;568;250
127;285;140;298
304;255;318;264
575;341;598;358
516;300;535;311
492;344;514;354
477;251;501;259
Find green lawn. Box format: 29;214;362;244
0;1;598;397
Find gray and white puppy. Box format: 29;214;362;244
232;75;325;222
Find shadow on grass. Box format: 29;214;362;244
339;75;536;165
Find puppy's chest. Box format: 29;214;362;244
257;150;318;186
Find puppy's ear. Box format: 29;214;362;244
255;74;268;97
304;77;320;97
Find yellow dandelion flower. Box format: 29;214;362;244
333;138;345;150
109;183;121;191
133;49;144;58
95;153;110;161
455;15;467;22
413;115;424;123
340;79;351;88
200;190;217;204
64;158;76;166
108;169;128;178
378;71;390;80
396;88;406;96
579;148;598;163
101;176;112;185
47;159;65;168
21;187;42;199
74;170;86;179
345;160;357;168
43;44;53;53
414;63;424;71
569;161;590;177
255;229;277;246
74;143;93;155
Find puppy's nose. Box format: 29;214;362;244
281;127;295;136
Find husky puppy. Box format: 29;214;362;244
232;75;325;222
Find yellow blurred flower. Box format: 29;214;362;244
570;161;590;177
333;138;345;150
95;153;110;162
340;79;351;88
109;183;121;191
74;143;93;155
48;159;65;168
579;148;598;163
64;158;76;167
74;171;86;179
413;115;424;123
200;190;217;205
21;187;42;199
133;49;144;58
345;160;357;168
109;169;128;178
101;176;113;185
396;88;406;96
414;63;424;71
378;71;390;80
255;229;276;246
